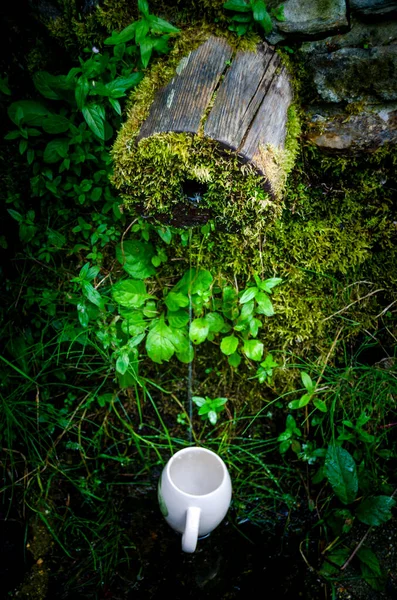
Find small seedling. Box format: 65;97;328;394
192;396;228;425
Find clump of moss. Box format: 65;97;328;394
112;27;297;233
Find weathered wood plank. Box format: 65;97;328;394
137;36;233;141
204;45;279;150
239;66;293;171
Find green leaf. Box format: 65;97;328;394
168;309;190;329
205;312;225;333
0;75;11;95
8;100;51;126
135;18;150;43
165;291;189;312
357;548;382;577
109;97;122;115
325;445;358;505
243;339;264;361
140;37;155;68
228;352;241;368
192;396;206;408
240;300;254;320
175;268;213;295
148;15;180;34
208;410;217;425
42;115;70;134
313;398;327;413
81;280;103;308
116;240;156;279
189;318;209;345
82;104;105;139
356;496;396;526
239;287;258;303
252;0;267;21
145;316;175;364
156;226;172;244
301;371;314;392
104;22;137;45
121;310;147;335
77;301;89;328
138;0;149;16
33;71;62;100
223;0;251;12
75;77;90;109
43;138;69;163
257;12;273;33
255;292;274;316
319;548;350;577
288;393;312;410
220;335;239;356
112;279;150;308
4;130;21;140
7;209;22;222
116;353;130;375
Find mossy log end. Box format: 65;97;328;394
138;36;293;193
113;33;297;231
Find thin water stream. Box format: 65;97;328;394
188;228;193;444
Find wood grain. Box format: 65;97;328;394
137;36;233;141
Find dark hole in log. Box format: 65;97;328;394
181;180;208;205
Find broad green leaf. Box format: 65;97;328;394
116;353;130;375
288;393;312;410
33;71;62;100
243;339;264;361
140;37;155;68
104;22;137;45
43;138;69;163
168;309;190;329
255;292;274;316
252;0;267;21
121;310;147;335
259;277;283;293
356;496;396;526
189;318;209;345
223;0;251;12
109;98;122;115
77;301;89;328
112;279;149;308
135;18;150;43
228;352;241;368
257;12;273;33
145;316;175;364
249;317;261;337
156;226;172;244
239;287;258;304
313;398;327;413
165;291;189;311
75;77;90;109
143;300;157;318
82;280;103;308
82;104;105;139
167;328;193;363
8;101;51;126
240;300;254;320
325;445;358;505
358;548;385;591
116;240;155;279
138;0;149;16
192;396;206;408
319;548;350;577
220;335;239;356
301;371;314;393
42;115;70;134
357;547;382;577
175;268;213;295
208;410;217;425
148;15;180;34
205;312;225;333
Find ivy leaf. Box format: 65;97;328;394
220;335;239;356
112;279;150;308
82;103;105;139
255;292;274;316
325;445;358;505
189;318;209;345
356;496;396;526
243;339;264;361
145;316;175;364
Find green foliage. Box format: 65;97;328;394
223;0;285;36
325;445;358;505
277;415;302;454
192;395;228;425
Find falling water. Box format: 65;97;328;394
187;229;193;444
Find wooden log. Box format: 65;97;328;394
137;36;233;140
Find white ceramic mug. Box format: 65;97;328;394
158;447;232;553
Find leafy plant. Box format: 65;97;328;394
277;415;302;454
288;370;327;413
192;396;228;425
223;0;285;36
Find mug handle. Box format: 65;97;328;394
182;506;201;553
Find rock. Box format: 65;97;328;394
306;46;397;102
267;0;348;43
350;0;397;16
301;17;397;52
306;103;397;151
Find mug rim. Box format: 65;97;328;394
166;446;227;498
